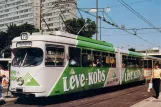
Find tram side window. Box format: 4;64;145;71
135;58;144;68
109;53;116;67
93;51;102;67
148;60;152;68
45;45;65;66
69;47;81;67
82;49;94;67
122;55;143;68
144;60;152;69
102;53;110;67
144;60;148;68
122;55;128;68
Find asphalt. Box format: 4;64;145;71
131;93;161;107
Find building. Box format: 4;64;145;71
136;47;161;58
0;0;77;32
41;0;77;32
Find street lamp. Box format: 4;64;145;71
89;7;110;41
96;0;98;40
99;16;105;41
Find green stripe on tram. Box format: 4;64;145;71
129;51;144;57
77;36;113;47
77;40;115;53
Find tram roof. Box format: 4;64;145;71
12;31;114;48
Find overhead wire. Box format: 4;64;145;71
118;0;161;33
100;27;161;31
109;0;151;8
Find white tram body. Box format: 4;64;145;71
9;31;161;97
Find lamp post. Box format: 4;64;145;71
96;0;98;40
99;16;105;41
89;7;110;41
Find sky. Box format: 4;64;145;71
77;0;161;50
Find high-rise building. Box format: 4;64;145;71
41;0;77;31
0;0;77;32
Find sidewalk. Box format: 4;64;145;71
1;87;17;104
131;93;161;107
2;92;17;103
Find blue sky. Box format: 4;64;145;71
77;0;161;50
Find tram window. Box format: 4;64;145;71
110;57;116;67
102;56;110;67
144;60;148;68
45;45;65;67
148;60;152;68
122;55;128;68
82;50;94;67
136;58;143;68
82;49;87;54
12;48;43;67
93;51;102;67
69;47;80;67
87;50;92;54
102;52;106;56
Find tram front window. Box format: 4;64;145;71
12;48;43;67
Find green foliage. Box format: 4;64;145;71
0;23;39;58
65;18;96;38
128;48;136;52
7;23;39;43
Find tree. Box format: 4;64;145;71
7;23;39;43
0;23;39;58
65;18;96;38
128;48;136;52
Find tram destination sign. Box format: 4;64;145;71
17;41;32;47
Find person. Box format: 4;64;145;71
0;65;5;100
96;59;101;67
150;63;161;99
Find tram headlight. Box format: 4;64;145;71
17;77;24;86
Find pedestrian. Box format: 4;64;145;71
150;63;161;99
0;64;5;100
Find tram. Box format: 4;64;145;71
9;31;161;97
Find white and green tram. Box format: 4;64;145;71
9;31;161;97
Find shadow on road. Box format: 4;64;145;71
0;100;6;105
14;81;145;106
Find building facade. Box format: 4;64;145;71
137;47;161;58
0;0;77;32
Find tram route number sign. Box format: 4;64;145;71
17;41;32;47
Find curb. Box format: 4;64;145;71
5;97;17;103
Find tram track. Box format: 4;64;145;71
2;83;152;107
76;87;145;107
51;84;151;107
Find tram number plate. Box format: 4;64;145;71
16;89;23;93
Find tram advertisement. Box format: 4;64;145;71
50;67;121;96
50;67;110;96
121;68;144;84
